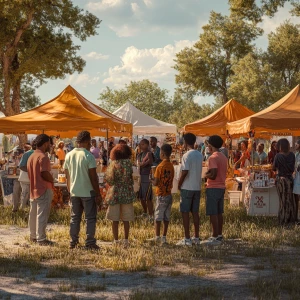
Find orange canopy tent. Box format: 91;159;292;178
183;99;254;136
0;85;132;137
227;85;300;136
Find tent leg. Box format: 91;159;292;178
106;129;109;165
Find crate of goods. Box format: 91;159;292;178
228;191;242;206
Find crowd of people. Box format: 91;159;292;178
6;131;300;249
9;130;228;248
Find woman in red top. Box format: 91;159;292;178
234;141;250;168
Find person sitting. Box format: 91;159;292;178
257;143;267;164
105;144;135;247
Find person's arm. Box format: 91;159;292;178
19;153;28;172
41;171;54;183
205;168;218;180
178;170;188;190
65;169;71;193
40;157;54;184
140;152;153;167
89;167;102;205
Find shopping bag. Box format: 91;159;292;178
18;170;30;183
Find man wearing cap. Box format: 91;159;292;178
27;134;54;246
204;135;228;245
64;131;102;250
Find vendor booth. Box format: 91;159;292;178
183;99;254;136
113;102;177;135
227;85;300;216
0;86;134;207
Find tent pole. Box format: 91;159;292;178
106;129;109;165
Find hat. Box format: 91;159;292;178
208;135;223;149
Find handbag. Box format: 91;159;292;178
18;170;30;183
293;171;300;195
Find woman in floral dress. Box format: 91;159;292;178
105;144;135;246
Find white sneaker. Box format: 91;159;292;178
191;237;201;245
161;236;167;244
176;238;192;247
147;236;161;243
201;237;221;246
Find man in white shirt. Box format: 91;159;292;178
177;133;203;246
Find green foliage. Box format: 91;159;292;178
229;0;300;22
174;11;262;104
0;0;100;116
229;22;300;112
168;90;215;128
99;79;172;122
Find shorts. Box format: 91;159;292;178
154;195;173;222
180;189;201;213
106;203;135;222
206;188;225;215
138;175;153;201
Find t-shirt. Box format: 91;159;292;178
64;148;97;197
206;151;228;189
56;148;66;161
90;146;101;159
154;160;174;196
19;149;34;168
152;147;162;166
273;152;295;178
258;151;268;164
27;149;52;199
181;149;203;191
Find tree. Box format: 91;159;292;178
99;80;172;121
174;11;262;104
229;0;300;23
168;90;215;128
0;0;100;116
229;22;300;112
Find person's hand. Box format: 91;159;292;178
178;184;181;191
95;195;102;206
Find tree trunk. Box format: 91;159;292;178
222;90;228;104
12;78;21;114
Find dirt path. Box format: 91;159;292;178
0;225;286;299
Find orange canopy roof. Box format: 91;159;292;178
183;99;254;136
227;85;300;136
0;85;132;137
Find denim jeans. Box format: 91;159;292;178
70;196;97;247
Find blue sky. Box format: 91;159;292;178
35;0;297;107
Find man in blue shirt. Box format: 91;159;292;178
150;137;162;166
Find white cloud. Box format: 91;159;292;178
67;73;100;87
87;0;209;37
84;51;109;60
102;40;194;87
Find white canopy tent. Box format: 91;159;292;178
113;102;177;135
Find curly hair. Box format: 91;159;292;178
35;134;50;147
110;144;132;161
76;131;91;143
183;133;196;146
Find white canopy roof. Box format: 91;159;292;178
113;102;177;135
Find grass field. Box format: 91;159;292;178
1;193;300;299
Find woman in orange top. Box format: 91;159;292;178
56;141;66;166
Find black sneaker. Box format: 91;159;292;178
30;238;37;243
85;244;100;251
37;239;54;246
69;242;79;249
216;236;223;242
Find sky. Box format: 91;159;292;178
35;0;297;107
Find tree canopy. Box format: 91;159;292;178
99;80;173;122
174;11;262;104
0;0;100;116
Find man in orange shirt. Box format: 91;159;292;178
56;141;66;166
149;144;174;244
